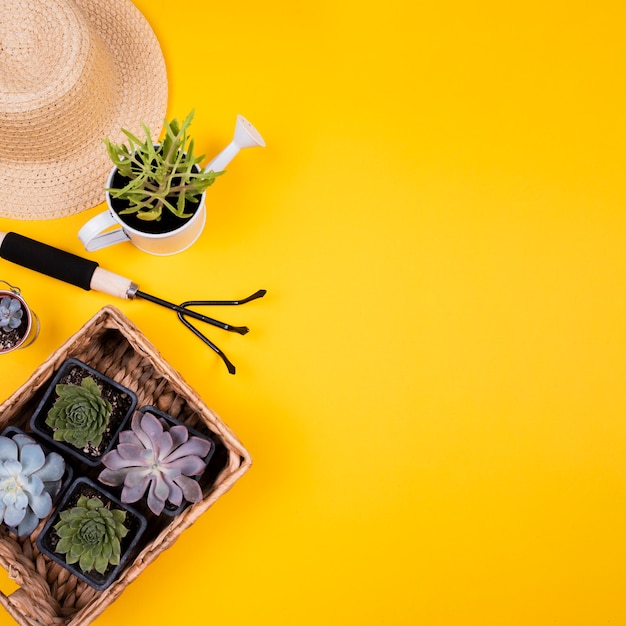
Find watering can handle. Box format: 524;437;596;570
0;232;137;300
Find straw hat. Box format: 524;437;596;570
0;0;168;220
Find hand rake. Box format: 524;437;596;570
0;232;265;374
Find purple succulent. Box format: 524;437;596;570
98;411;211;515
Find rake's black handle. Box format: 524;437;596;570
0;232;137;299
0;231;98;290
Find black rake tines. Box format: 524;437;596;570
133;289;267;374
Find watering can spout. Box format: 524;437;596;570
205;114;266;173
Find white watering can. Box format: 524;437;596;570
78;115;266;256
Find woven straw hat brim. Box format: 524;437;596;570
0;0;168;220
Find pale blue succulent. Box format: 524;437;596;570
0;297;23;332
0;433;65;536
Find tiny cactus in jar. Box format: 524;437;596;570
0;296;22;332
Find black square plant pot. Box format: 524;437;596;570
36;477;147;591
0;426;74;537
30;358;137;467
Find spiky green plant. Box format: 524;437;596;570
104;110;224;222
46;377;112;450
53;495;128;574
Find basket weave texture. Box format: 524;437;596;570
0;306;252;625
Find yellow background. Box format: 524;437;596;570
1;0;626;624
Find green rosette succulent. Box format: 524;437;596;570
54;495;129;574
46;377;112;449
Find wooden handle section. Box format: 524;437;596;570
90;267;136;300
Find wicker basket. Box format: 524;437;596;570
0;306;252;626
